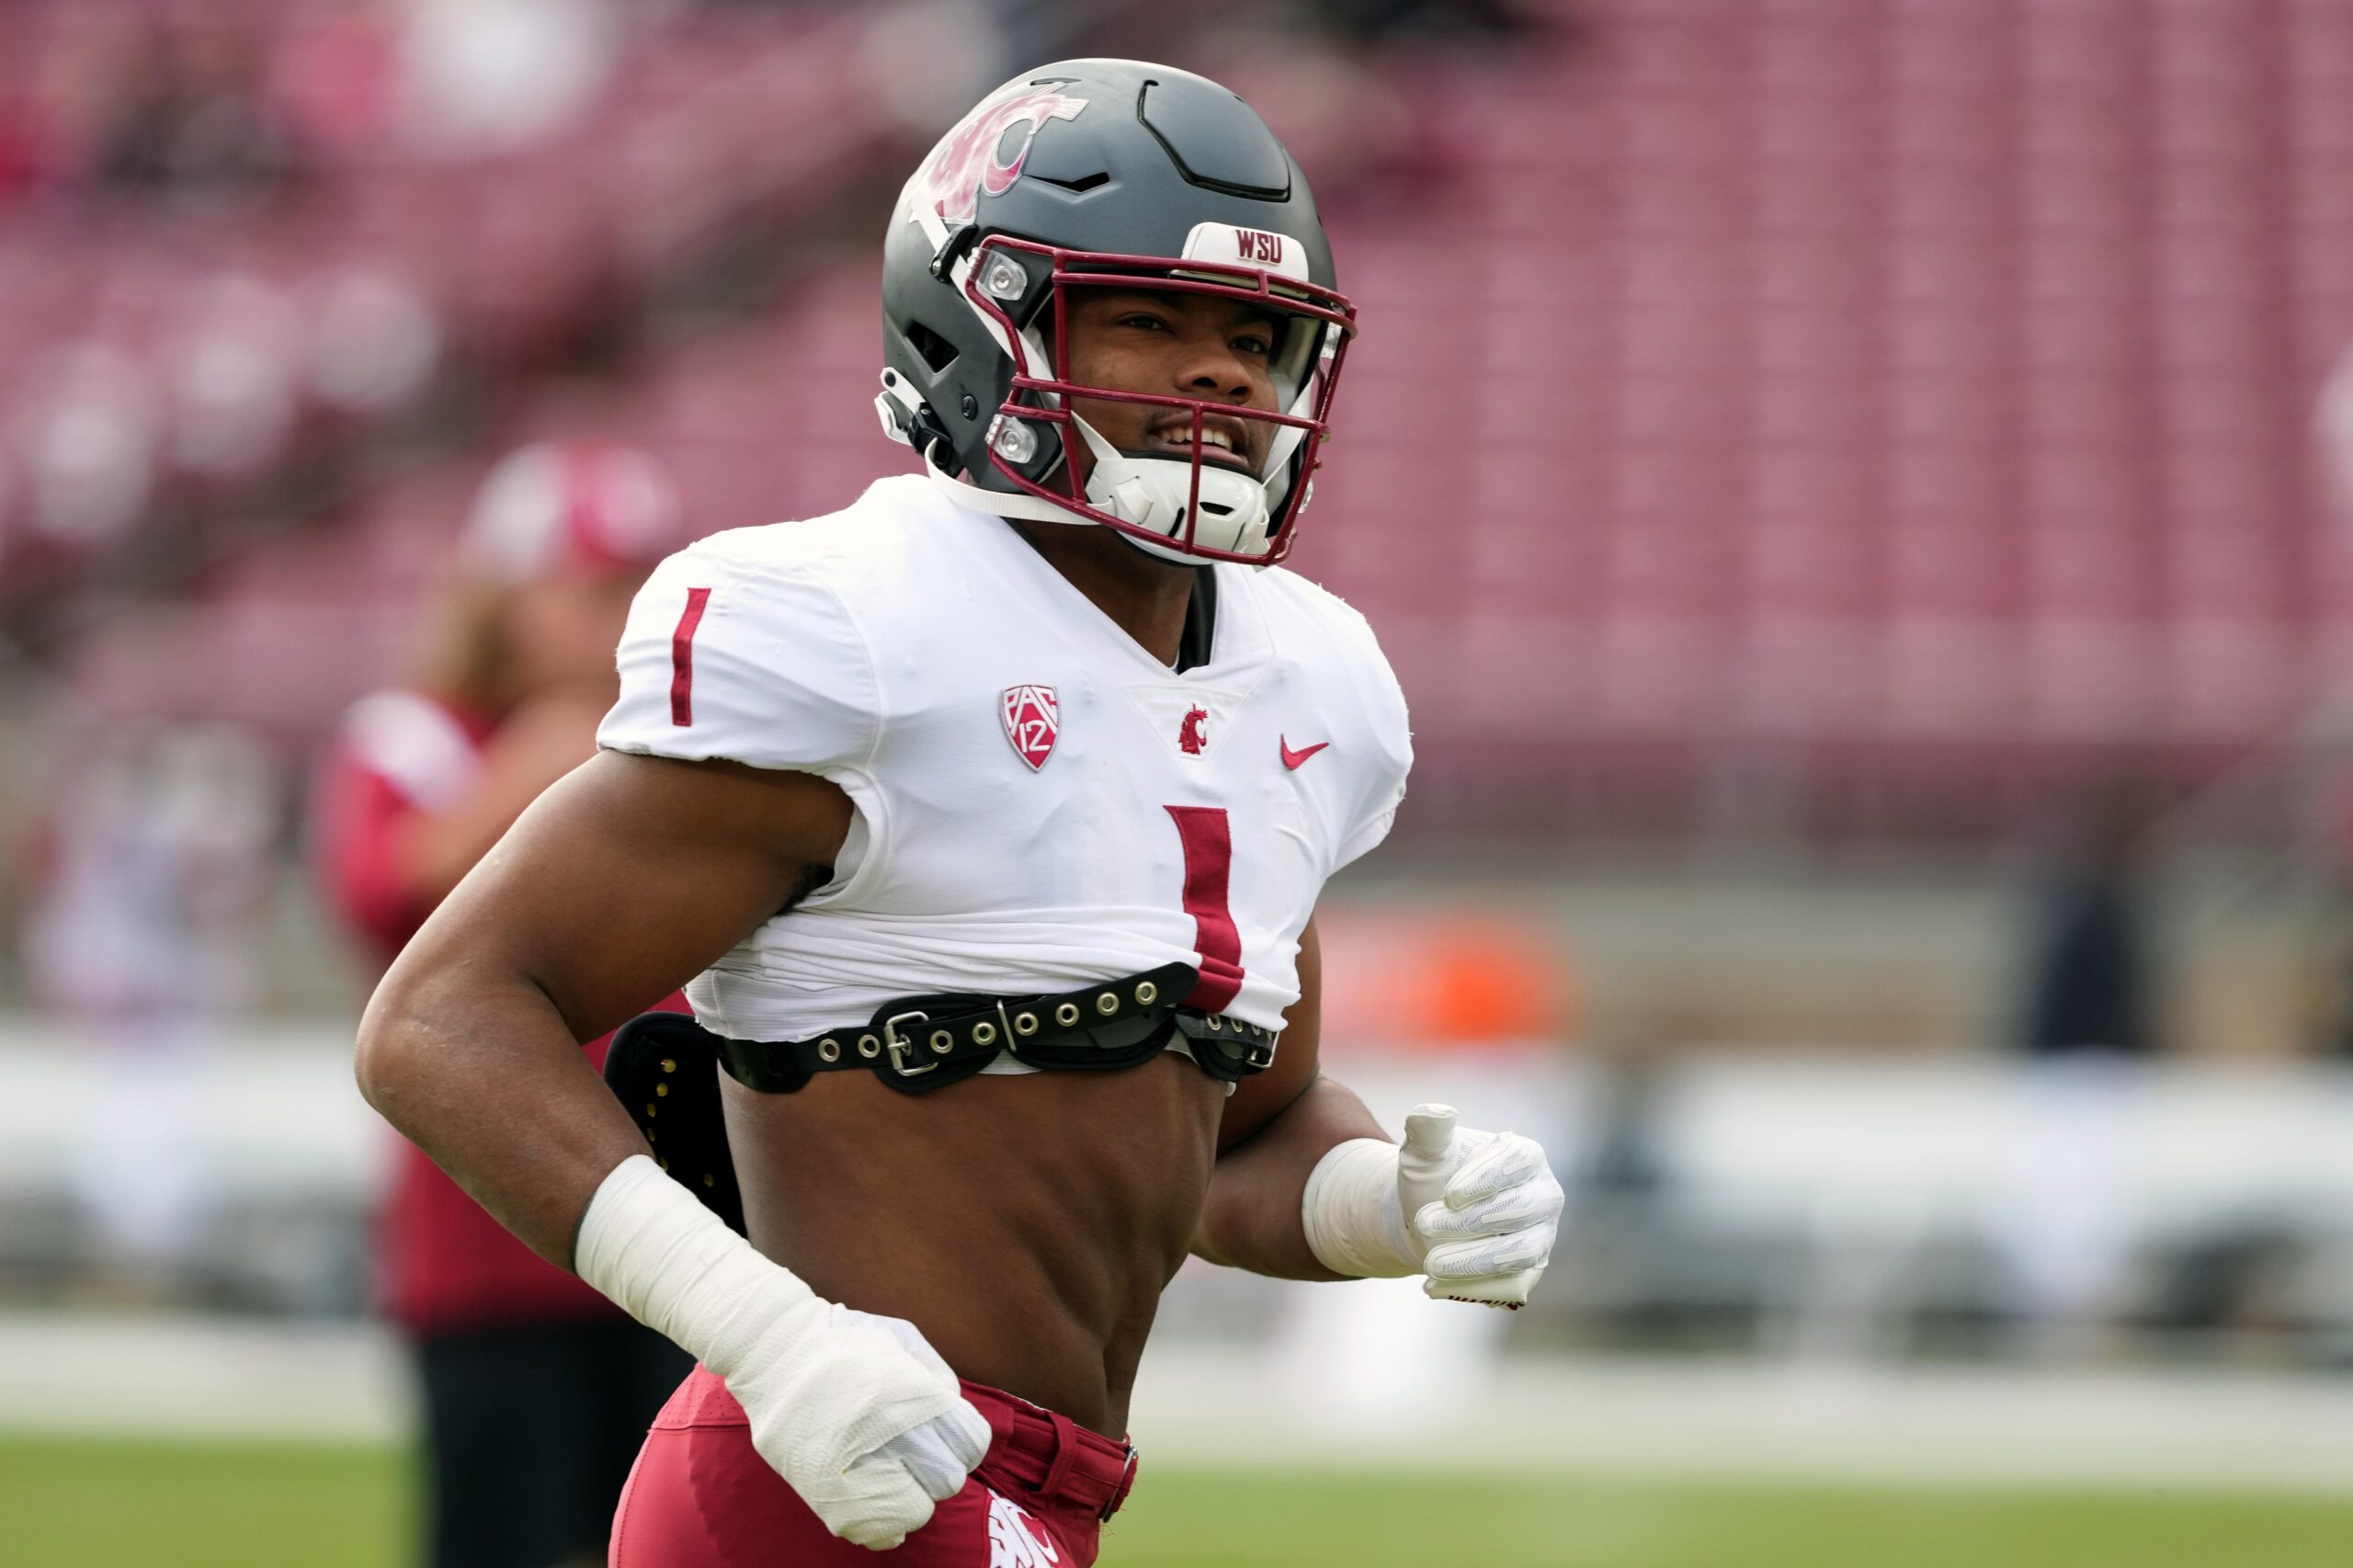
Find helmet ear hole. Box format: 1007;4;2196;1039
906;322;960;373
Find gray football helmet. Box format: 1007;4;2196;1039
876;60;1357;565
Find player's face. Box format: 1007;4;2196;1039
1061;289;1282;481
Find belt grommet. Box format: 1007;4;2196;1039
659;1058;676;1074
654;1083;669;1097
929;1029;955;1054
1096;991;1119;1016
858;1034;881;1059
1134;982;1158;1006
817;1038;841;1063
645;1102;660;1116
972;1021;997;1046
1015;1012;1040;1035
1054;1002;1081;1027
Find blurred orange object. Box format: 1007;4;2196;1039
1313;909;1573;1052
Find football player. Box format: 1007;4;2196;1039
357;60;1563;1565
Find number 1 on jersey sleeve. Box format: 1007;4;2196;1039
670;586;712;727
1164;805;1244;1012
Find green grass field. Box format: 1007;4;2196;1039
9;1436;2353;1567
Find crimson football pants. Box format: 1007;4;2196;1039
609;1366;1137;1565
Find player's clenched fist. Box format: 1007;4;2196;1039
574;1155;989;1549
730;1303;991;1548
1396;1107;1562;1305
1300;1103;1564;1307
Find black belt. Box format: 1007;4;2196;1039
603;965;1282;1233
715;961;1276;1095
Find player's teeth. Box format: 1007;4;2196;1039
1159;428;1233;451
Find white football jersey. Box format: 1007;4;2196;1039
597;475;1411;1051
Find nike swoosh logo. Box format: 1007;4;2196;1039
1280;737;1330;770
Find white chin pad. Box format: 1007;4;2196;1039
1076;417;1274;561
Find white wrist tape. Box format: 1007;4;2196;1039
574;1155;987;1549
575;1154;816;1370
1301;1137;1420;1278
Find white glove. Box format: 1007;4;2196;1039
1396;1105;1563;1305
1302;1104;1564;1308
722;1300;992;1547
575;1156;990;1549
836;1308;995;1508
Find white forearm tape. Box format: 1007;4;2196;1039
574;1154;815;1380
1301;1137;1420;1278
576;1155;985;1541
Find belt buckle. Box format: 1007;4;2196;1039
881;1010;935;1077
1100;1445;1139;1522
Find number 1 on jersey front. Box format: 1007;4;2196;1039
1164;805;1244;1012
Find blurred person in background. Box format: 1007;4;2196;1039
2018;785;2157;1060
312;441;692;1568
2004;786;2162;1356
91;13;303;207
18;721;278;1284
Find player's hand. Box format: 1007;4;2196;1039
1395;1105;1563;1308
728;1304;991;1550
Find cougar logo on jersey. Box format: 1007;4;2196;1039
1001;684;1062;770
906;84;1089;228
985;1489;1062;1566
1178;706;1210;756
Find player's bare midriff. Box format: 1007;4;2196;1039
722;1048;1227;1437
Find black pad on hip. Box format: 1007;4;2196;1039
603;1011;746;1236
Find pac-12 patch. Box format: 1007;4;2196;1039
1001;685;1061;771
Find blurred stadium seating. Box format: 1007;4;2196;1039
1299;0;2353;837
16;0;2353;847
0;1;911;642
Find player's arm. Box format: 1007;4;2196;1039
1191;913;1566;1305
356;750;986;1550
1192;916;1381;1279
355;747;836;1263
389;692;613;909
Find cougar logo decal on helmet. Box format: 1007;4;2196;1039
904;83;1090;228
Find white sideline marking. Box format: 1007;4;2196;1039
7;1313;2353;1494
1134;1345;2353;1494
0;1312;410;1442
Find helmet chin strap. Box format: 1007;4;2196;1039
925;463;1088;529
